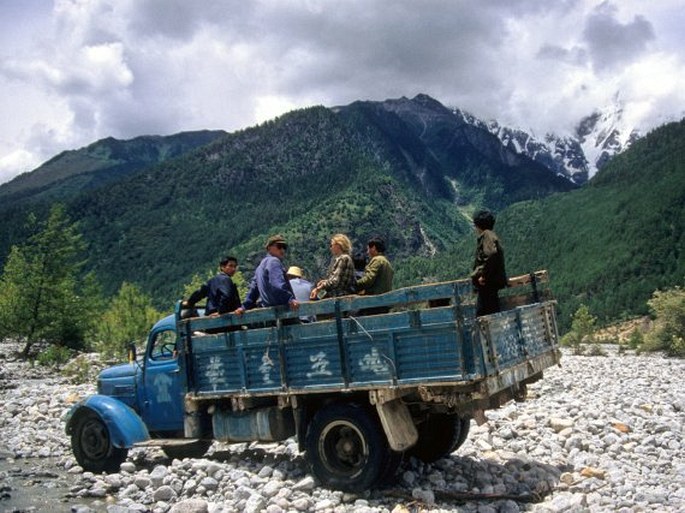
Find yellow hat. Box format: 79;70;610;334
286;266;303;278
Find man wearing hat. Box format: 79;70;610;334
234;234;299;315
287;265;316;323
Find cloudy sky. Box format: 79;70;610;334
1;0;683;184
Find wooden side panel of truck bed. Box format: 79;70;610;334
176;272;560;399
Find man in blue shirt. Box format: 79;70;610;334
184;256;241;316
234;234;299;316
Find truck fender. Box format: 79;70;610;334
64;395;150;448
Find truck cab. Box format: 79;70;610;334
65;314;209;472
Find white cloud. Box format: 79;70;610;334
0;0;683;184
0;149;42;185
255;95;302;125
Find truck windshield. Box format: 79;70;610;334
149;330;177;360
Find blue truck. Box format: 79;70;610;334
65;270;560;491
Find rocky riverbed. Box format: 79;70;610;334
1;345;683;513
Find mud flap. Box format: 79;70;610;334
375;398;418;451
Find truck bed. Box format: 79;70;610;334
176;271;560;401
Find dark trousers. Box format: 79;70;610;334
476;288;501;317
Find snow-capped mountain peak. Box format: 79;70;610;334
451;95;641;184
575;100;641;179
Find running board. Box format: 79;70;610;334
133;438;204;448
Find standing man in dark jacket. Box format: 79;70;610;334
471;210;507;316
184;256;241;316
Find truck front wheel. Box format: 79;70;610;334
71;410;128;473
305;403;392;492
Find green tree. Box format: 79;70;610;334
643;285;685;357
95;282;162;361
0;205;96;358
560;304;597;354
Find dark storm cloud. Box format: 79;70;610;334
583;2;655;72
248;1;508;104
128;0;255;41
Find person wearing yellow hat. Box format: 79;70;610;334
286;266;315;323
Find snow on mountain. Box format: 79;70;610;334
574;101;641;179
452;96;641;184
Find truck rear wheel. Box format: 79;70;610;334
305;403;392;492
408;414;471;463
162;440;212;460
71;410;128;473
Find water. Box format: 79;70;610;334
0;457;104;513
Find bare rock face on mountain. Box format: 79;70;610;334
336;94;575;209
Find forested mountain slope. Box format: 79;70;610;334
0;130;226;263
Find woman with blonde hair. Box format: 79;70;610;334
310;234;356;299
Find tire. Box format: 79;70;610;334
453;416;471;452
408;414;471;463
378;448;404;486
71;410;128;473
305;403;392;492
162;440;212;460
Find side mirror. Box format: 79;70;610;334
127;343;137;363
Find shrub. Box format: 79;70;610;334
61;354;98;384
36;345;71;366
587;343;607;357
642;286;685;357
628;329;644;350
561;304;597;355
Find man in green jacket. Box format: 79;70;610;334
356;237;394;314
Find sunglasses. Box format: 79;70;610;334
275;243;288;250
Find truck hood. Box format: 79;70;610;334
97;362;139;410
99;362;137;380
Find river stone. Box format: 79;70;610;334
262;479;282;497
168;499;209;513
120;462;136;473
292;476;316;491
134;476;151;490
549;417;574;432
245;494;267;513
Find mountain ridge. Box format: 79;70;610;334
0;130;227;203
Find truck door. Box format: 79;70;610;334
142;327;186;433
